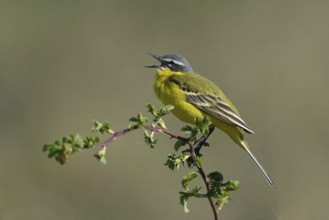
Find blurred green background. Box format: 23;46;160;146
1;0;329;219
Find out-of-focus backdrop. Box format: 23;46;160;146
1;1;328;219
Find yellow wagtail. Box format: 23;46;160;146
145;53;275;188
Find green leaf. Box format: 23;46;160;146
158;105;174;117
128;116;138;128
180;194;190;213
179;186;202;213
137;113;148;125
83;136;100;149
223;180;239;191
146;103;158;117
43;133;86;165
143;130;158;148
174;139;186;151
92;121;110;134
128;113;148;129
94;147;107;164
208;171;224;183
99;156;107;165
195;117;211;136
205;172;239;209
207;171;224;197
181;125;193;136
165;154;177;170
164;153;189;170
154;117;167;129
181;172;198;190
179;192;190;213
149;105;173;128
215;180;239;210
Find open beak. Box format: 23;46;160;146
144;53;161;69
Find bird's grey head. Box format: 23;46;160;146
145;53;193;72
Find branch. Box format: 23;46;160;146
98;125;140;147
97;123;218;218
42;104;239;219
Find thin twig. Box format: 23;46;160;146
144;125;188;142
187;137;219;220
98;125;140;147
98;124;219;220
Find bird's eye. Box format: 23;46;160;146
169;61;175;65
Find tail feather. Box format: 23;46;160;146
241;141;276;188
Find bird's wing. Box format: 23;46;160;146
185;93;254;134
169;74;254;134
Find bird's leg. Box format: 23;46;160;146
194;124;215;155
181;124;214;156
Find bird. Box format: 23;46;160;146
145;53;275;188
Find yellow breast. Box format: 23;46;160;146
153;68;205;124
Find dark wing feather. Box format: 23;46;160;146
186;93;254;134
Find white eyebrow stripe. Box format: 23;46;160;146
161;58;185;66
172;60;185;66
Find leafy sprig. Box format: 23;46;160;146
42;104;239;220
43;134;100;165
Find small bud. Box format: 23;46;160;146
107;129;115;135
157;118;167;129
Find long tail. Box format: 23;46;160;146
240;141;276;188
